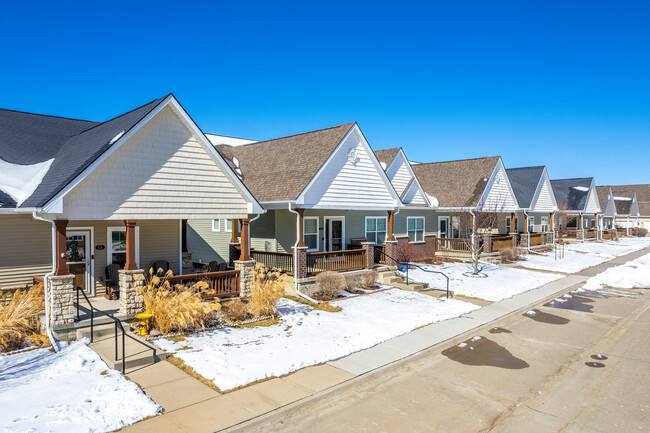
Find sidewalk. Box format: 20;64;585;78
119;246;650;433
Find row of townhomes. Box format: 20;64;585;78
0;95;648;338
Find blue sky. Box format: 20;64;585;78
1;1;648;184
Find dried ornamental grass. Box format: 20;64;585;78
0;283;47;352
222;301;253;322
249;263;293;317
314;271;345;301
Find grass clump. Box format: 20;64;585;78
0;283;48;353
284;295;342;312
249;263;293;317
499;247;522;264
221;300;253;323
138;269;221;335
314;271;345;301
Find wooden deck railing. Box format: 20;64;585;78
32;276;44;286
374;245;386;264
162;270;240;298
307;249;365;274
530;233;543;246
251;250;294;275
558;229;579;239
586;229;596;239
616;228;626;237
602;230;610;239
492;236;514;251
436;237;470;252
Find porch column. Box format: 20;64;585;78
387;210;395;242
550;212;555;244
124;220;138;271
296;209;305;247
54;219;69;276
594;213;599;239
510;213;516;234
240;218;251;261
524;214;529;234
230;220;239;243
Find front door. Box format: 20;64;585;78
325;218;345;251
66;230;93;295
438;217;449;238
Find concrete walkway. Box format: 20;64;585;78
118;246;650;433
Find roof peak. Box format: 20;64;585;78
226;122;356;149
415;155;499;166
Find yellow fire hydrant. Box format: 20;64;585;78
135;313;153;336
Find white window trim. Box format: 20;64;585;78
505;217;511;233
365;216;388;245
225;219;232;233
211;219;221;232
528;216;535;233
107;226;140;268
407;216;425;242
438;216;450;238
324;216;346;251
540;216;550;232
303;216;319;252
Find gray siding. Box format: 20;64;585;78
0;215;52;289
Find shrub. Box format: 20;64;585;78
634;227;648;237
221;301;253;322
138;269;220;335
249;263;293;317
361;270;378;288
0;283;47;352
395;242;426;263
499;247;520;264
314;271;345;301
344;273;363;291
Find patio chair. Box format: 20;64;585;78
104;264;120;300
207;260;220;272
217;262;227;272
153;260;170;276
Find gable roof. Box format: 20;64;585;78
608;184;650;216
0;97;166;208
374;148;400;166
374;147;431;207
506;166;545;209
411;156;500;208
595;185;611;211
597;185;638;216
215;123;356;203
550;177;594;211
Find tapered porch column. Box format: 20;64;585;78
230;220;239;243
296;209;305;247
524;214;529;234
510;213;516;234
387;210;395;242
240;218;251;261
54;219;69;276
124;220;138;271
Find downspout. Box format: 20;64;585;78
468;209;476;262
552;211;556;244
288;203;319;304
246;210;267;258
523;209;531;252
32;211;59;352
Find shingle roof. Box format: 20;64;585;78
506;166;545;209
411;156;500;207
0;97;167;208
595;185;610;211
550;178;593;211
610;184;650;216
374;148;400;166
215;123;356;202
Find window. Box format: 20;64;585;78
107;227;139;268
212;219;221;232
304;217;319;251
505;217;511;234
451;216;460;238
515;216;519;233
540;216;550;232
365;217;387;245
528;216;535;233
225;219;241;233
407;217;425;242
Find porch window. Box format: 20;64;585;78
505;217;511;233
451;216;460;238
540;216;549;232
212;219;221;232
304;217;319;251
365;217;387;245
528;216;535;233
107;227;139;268
407;217;425;242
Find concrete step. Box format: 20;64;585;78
391;281;430;292
77;323;118;340
89;332;166;372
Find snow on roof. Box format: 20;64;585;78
426;194;439;207
0;158;54;206
614;196;632;201
572;186;589;192
205;134;257;147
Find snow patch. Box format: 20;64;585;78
380;161;387;170
583;252;650;290
458;342;468;348
471;336;482;341
613;196;632;201
426;194;439;207
232;156;240;168
526;310;537;316
108;130;125;145
572;186;589;192
0;158;54;206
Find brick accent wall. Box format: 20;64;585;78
482;235;492;253
361;242;375;269
48;275;75;326
293;246;308;280
119;269;145;315
234;260;255;299
385;241;399;267
392;235;437;263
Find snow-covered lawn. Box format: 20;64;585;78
583;252;650;290
401;262;563;302
520;237;650;273
0;340;160;433
155;289;478;391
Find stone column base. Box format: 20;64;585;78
119;269;145;315
361;242;375;269
48;274;75;327
385;241;399;267
234;260;255;299
520;234;530;248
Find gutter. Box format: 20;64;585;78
246;209;267;259
287;203;319;304
31;211;59;352
468;209;476;261
523;210;531;252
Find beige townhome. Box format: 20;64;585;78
596;186;640;236
0;94;263;337
550;177;601;241
187;122;404;283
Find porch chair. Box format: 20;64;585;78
217;262;227;272
104;264;120;300
153;260;170;276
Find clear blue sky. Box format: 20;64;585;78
1;1;648;185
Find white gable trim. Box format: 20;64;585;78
478;158;519;211
41;95;263;214
529;167;558;212
392;149;431;207
583;179;601;213
295;124;402;209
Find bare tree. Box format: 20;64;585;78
554;201;572;240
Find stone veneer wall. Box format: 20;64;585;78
119;270;145;315
234;260;255;298
48;275;76;326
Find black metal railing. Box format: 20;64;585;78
382;251;451;298
75;287;158;373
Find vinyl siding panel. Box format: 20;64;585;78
402;182;428;205
386;156;412;196
482;165;518;211
585;188;600;213
187;219;230;264
531;177;556;212
301;131;396;209
0;215;51;289
61;105;249;220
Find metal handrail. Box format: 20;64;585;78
74;286;157;373
381;251;451;298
